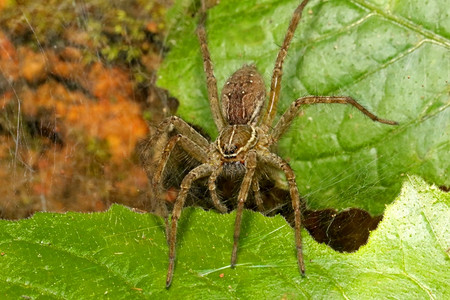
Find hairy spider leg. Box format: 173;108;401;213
197;0;226;131
258;151;305;275
147;117;209;216
140;116;210;228
152;133;209;197
261;0;311;130
147;116;210;151
270;96;399;144
230;151;258;267
252;180;265;211
166;163;214;288
208;164;228;213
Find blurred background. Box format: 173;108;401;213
0;0;178;219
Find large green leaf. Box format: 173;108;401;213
0;176;448;298
158;0;449;214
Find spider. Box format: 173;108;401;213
144;0;398;287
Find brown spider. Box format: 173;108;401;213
143;0;398;287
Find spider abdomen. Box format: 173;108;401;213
221;65;266;125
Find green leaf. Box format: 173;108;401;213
0;176;448;298
157;0;449;214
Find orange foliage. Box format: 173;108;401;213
0;38;154;218
88;62;135;101
17;54;149;162
18;47;47;83
1;31;149;163
0;31;19;81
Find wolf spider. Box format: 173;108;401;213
145;0;398;287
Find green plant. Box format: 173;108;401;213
158;0;449;214
0;176;448;298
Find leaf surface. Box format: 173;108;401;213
158;0;449;214
0;176;448;298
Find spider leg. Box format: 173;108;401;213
140;116;209;180
257;151;305;275
150;133;209;245
166;163;213;288
252;180;265;212
208;164;228;213
197;0;226;131
141;116;209;206
153;116;210;150
153;133;209;202
270;96;399;145
231;151;257;267
261;0;311;130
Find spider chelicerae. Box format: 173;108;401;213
141;0;398;287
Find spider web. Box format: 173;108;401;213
154;0;448;253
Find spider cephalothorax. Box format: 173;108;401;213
218;125;258;158
141;0;398;288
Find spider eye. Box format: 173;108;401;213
223;145;238;155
